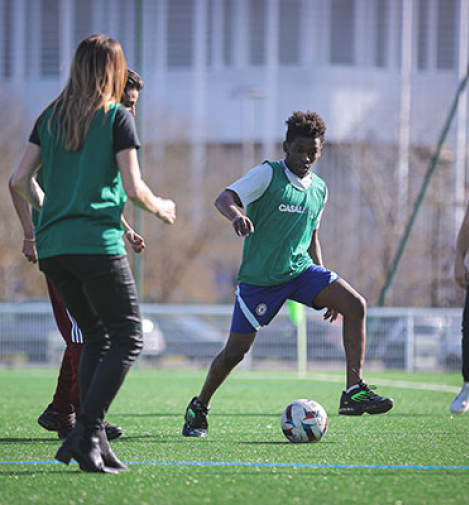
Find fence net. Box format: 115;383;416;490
0;303;462;373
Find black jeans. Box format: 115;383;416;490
39;254;143;430
462;287;469;382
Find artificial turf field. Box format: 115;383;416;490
0;368;468;505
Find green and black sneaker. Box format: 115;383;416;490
338;381;394;416
182;397;209;437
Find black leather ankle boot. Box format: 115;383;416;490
56;421;118;473
98;425;128;471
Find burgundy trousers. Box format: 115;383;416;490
46;277;83;413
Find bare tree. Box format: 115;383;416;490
0;93;45;301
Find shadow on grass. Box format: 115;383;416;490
2;467;458;479
173;467;466;477
115;412;282;418
0;469;79;477
0;434;164;444
115;435;338;446
237;440;337;445
0;437;62;443
114;412;447;419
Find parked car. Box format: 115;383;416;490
140;317;166;361
252;316;344;362
438;319;462;371
147;311;344;363
0;310;60;364
151;314;227;360
0;308;167;365
367;315;452;370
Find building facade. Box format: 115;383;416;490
0;0;465;145
1;0;468;306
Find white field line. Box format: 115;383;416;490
233;373;461;393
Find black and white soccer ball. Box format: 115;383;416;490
281;399;328;443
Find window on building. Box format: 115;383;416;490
118;0;137;68
2;0;12;77
417;0;429;70
374;0;388;68
396;0;403;68
437;0;456;70
223;0;234;66
167;0;194;68
330;0;355;65
41;0;59;76
207;0;214;66
279;0;300;66
249;0;266;65
74;0;93;47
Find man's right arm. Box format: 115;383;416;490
455;201;469;289
215;189;254;237
214;163;272;237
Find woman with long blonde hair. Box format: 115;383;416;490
10;34;176;473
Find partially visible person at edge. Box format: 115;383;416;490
9;69;146;442
450;201;469;414
10;35;175;473
182;111;393;438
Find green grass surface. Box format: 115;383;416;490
1;368;468;504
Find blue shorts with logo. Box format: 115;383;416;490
230;265;340;334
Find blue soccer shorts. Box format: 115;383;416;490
230;265;340;334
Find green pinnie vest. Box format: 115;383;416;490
34;104;127;259
237;161;327;286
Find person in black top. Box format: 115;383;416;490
10;35;175;473
10;70;147;442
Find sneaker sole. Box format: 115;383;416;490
367;402;394;415
106;429;123;441
182;424;207;437
38;416;58;432
339;402;394;416
338;408;365;416
450;406;469;415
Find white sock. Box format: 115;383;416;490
345;384;360;394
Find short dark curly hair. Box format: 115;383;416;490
125;69;144;93
285;111;326;144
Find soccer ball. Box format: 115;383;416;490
281;399;328;443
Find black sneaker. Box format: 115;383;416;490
338;381;394;416
182;397;209;437
104;421;123;440
38;403;76;439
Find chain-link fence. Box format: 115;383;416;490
0;303;462;373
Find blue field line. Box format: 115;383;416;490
1;460;469;471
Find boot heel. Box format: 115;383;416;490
55;446;72;465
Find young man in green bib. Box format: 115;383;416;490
183;111;393;437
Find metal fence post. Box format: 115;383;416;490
405;313;415;373
297;312;307;377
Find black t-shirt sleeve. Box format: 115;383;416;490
29;116;42;145
113;106;140;153
29;107;140;151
